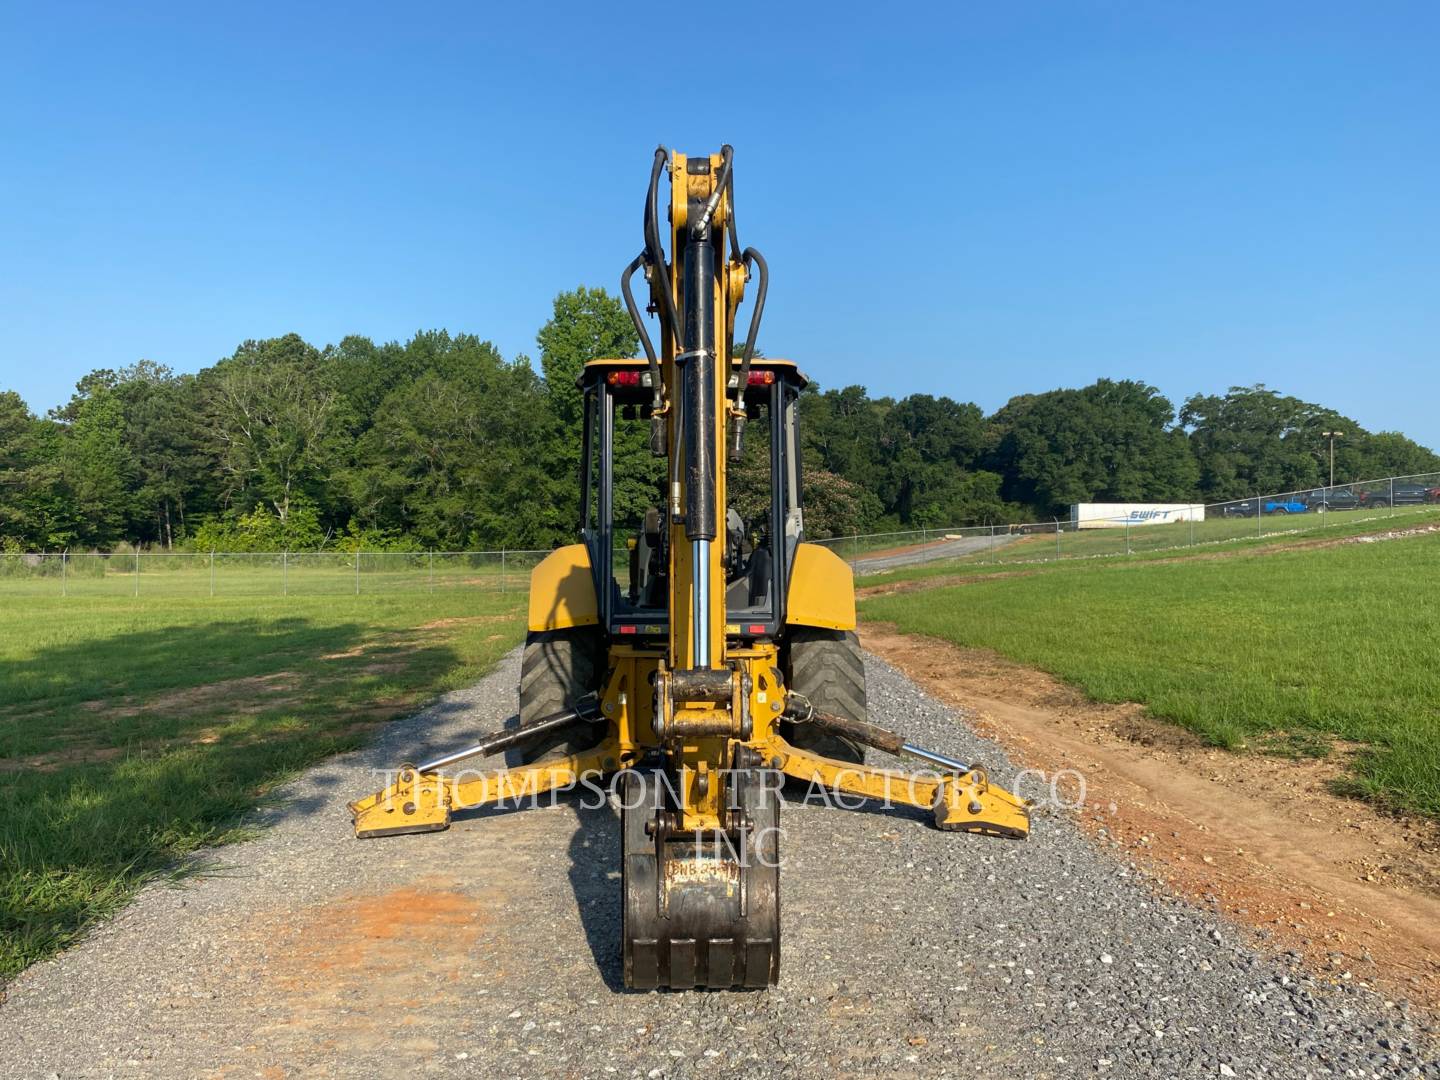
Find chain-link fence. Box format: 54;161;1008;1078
4;471;1438;598
0;550;550;599
811;468;1440;574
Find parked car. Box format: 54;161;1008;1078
1359;483;1431;508
1221;498;1307;518
1263;498;1308;515
1305;486;1359;511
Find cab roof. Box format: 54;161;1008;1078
581;356;806;388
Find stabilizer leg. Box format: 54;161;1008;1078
770;742;1030;839
349;742;621;838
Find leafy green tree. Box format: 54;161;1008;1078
535;288;659;544
347;361;555;549
798;384;893;498
990;379;1198;515
882;395;1006;525
5;303;1437;552
1182;385;1343;499
48;381;133;547
203;335;338;524
190;504;327;552
0;392;48;546
1349;431;1440;483
108;362;211;547
537;287;639;432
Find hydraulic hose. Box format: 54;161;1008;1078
643;148;681;346
621;251;666;454
621;253;657;367
733;246;768;401
694;144;734;242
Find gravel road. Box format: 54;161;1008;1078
2;650;1436;1079
853;534;1015;574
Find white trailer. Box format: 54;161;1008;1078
1070;503;1204;529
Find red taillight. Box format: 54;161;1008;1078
747;624;766;634
618;625;637;635
747;370;775;385
607;370;644;387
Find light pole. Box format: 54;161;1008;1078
1321;430;1342;488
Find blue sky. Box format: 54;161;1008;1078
2;3;1437;446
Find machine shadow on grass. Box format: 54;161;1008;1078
0;615;463;981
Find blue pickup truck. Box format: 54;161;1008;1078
1221;498;1307;517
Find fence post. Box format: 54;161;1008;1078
1125;519;1131;556
355;548;361;595
61;551;67;597
1257;499;1262;539
1390;477;1395;517
1189;512;1195;547
209;549;215;596
428;550;434;593
502;548;507;594
852;529;859;570
282;550;288;596
134;549;139;596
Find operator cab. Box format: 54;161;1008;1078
577;357;806;641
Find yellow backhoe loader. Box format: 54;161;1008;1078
349;146;1029;989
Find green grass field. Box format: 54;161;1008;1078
858;505;1440;588
0;589;527;980
0;549;547;600
861;527;1440;818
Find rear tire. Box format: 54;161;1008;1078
782;627;867;764
516;627;606;763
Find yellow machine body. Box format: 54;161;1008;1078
349;146;1028;989
527;544;600;631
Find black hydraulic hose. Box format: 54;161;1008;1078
694;144;734;242
724;154;739;266
622;250;668;456
734;247;768;400
644;147;681;346
621;251;659;370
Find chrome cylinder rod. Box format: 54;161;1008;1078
692;538;711;667
415;705;594;773
899;743;971;774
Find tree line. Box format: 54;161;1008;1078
1;287;1435;553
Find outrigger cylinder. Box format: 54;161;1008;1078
786;705;978;775
414;698;600;773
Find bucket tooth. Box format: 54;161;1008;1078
932;768;1030;838
350;764;451;838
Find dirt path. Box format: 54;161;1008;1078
862;622;1440;1013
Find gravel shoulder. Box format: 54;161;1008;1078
862;623;1440;1015
1;649;1436;1079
